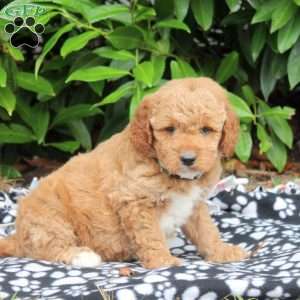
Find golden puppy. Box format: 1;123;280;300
0;77;248;268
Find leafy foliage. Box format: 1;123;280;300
0;0;298;176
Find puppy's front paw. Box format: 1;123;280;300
205;243;249;263
142;255;182;269
71;248;102;268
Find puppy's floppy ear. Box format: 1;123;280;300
130;96;155;157
219;98;240;158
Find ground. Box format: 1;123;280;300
1;152;300;192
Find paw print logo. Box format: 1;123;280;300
4;16;44;48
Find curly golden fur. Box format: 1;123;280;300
0;77;248;268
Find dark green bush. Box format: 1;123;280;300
0;0;299;177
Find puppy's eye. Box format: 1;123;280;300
164;126;176;133
200;127;213;135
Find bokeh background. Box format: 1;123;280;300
0;0;300;181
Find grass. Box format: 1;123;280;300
223;296;258;300
97;287;114;300
0;293;18;300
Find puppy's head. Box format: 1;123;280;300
130;78;239;179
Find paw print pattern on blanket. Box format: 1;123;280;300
273;197;297;219
0;181;300;299
211;183;300;223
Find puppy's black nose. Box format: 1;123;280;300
180;154;196;166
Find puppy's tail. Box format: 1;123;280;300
0;234;17;256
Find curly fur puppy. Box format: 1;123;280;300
0;77;249;268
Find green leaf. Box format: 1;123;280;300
251;0;279;24
226;0;241;12
0;62;7;87
260;49;286;99
35;23;74;77
156;19;191;33
60;31;100;58
0;165;21;179
38;0;95;16
16;98;32;129
241;84;256;107
237;27;253;67
109;59;135;72
228;92;255;121
261;106;295;119
288;40;300;89
177;58;199;77
191;0;214;31
133;61;154;87
93;47;135;61
152;37;171;54
107;26;143;50
88;81;104;96
294;0;300;5
257;123;272;152
109;11;131;24
154;0;174;19
84;4;129;23
97;82;134;106
171;59;198;79
0;123;35;144
215;51;239;84
178;59;198;77
152;56;166;85
16;72;55;96
1;58;17;91
48;141;80;153
0;87;16;116
32;104;49;144
266;133;287;172
259;100;293;149
278;17;300;53
266;116;293;148
51;104;102;127
66;66;129;83
260;49;277;99
248;0;264;9
68;53;103;74
129;83;143;119
68;120;92;151
191;0;214;30
235;124;253;162
271;1;297;33
36;11;59;25
174;0;190;20
6;44;24;61
221;10;251;26
251;24;267;61
16;98;49;143
135;5;156;22
171;60;181;79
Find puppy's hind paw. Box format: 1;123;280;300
71;248;102;268
205;243;249;263
142;255;182;269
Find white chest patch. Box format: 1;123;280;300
159;186;206;239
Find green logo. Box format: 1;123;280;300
1;3;47;49
1;4;47;20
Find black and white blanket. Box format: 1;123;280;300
0;178;300;300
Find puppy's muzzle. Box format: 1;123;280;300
180;152;197;166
